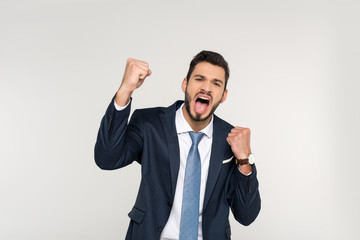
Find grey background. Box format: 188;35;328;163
1;0;359;239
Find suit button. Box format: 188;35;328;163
167;202;172;207
158;227;163;232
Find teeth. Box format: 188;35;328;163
199;96;209;101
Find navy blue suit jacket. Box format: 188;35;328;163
95;98;261;239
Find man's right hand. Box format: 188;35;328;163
115;58;151;107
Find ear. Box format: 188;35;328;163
181;78;187;93
221;89;228;103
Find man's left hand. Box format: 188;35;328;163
226;127;251;159
226;127;253;174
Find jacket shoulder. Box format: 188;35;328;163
132;100;181;119
133;106;165;118
213;114;234;132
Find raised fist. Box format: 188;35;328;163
115;58;151;106
120;58;152;92
226;127;251;160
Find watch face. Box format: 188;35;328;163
248;154;255;164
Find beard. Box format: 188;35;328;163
184;88;222;122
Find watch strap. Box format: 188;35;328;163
235;158;249;165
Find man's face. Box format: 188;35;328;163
182;62;228;122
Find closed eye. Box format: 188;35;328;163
213;80;223;87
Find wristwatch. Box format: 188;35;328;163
236;153;255;166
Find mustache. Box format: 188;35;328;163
195;91;213;101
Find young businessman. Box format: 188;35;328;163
95;51;261;240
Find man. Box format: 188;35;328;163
95;51;261;240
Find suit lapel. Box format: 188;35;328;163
203;115;228;211
158;101;183;197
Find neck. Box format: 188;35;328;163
182;106;211;132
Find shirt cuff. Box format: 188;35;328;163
113;99;130;111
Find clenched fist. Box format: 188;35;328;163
226;127;253;174
115;58;152;106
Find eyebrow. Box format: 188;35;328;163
193;74;224;85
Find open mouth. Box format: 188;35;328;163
194;95;211;114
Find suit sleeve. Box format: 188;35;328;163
226;163;261;226
94;97;143;170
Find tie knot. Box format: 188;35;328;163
189;131;205;146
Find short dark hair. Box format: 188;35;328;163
186;50;230;89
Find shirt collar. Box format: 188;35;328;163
175;103;213;139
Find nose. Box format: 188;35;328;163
201;80;212;93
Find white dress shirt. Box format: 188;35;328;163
160;103;213;240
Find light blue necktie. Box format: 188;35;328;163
179;131;204;240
